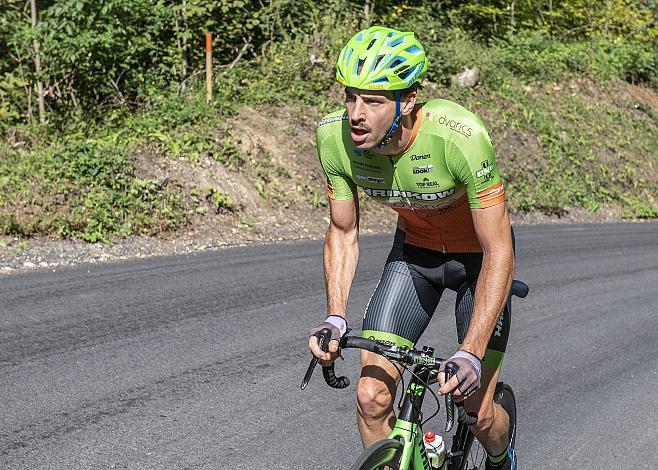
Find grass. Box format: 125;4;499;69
1;24;656;242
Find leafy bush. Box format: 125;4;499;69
491;32;658;85
0;136;186;242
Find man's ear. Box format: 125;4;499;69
400;91;417;116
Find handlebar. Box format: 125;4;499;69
302;329;478;431
302;280;528;430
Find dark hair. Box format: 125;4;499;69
400;82;422;98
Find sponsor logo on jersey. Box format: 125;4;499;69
356;174;385;184
316;114;348;128
410;153;431;161
476;161;494;179
412;164;434;174
353;161;382;172
416;177;440;188
427;113;473;138
361;187;455;201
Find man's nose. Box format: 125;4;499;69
351;97;366;123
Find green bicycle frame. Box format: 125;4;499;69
387;371;438;469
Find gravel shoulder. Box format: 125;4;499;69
1;205;654;276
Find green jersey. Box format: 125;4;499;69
316;99;506;252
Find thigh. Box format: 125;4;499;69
462;366;501;426
362;231;442;348
454;280;512;370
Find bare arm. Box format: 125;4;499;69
461;202;515;359
308;196;360;362
324;197;360;316
438;202;514;396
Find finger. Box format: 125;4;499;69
438;371;446;387
460;383;479;398
319;350;338;366
319;358;335;366
438;375;461;396
308;337;328;361
328;339;339;353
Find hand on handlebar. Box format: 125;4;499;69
308;316;347;365
438;350;482;399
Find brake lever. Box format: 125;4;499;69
300;328;331;390
444;361;458;432
443;361;478;430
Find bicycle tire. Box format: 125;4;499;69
351;438;404;470
457;382;517;470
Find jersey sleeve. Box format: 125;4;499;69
316;127;357;201
445;123;505;209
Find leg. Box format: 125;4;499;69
356;349;402;448
357;230;441;447
462;367;509;456
455;278;514;465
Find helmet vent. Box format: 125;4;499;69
366;38;377;50
372;54;385;71
388;36;405;48
390;58;404;69
356;58;366;75
405;45;422;55
398;64;416;80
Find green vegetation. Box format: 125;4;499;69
1;1;657;242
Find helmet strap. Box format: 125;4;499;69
377;90;402;149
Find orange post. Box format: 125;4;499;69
205;33;213;103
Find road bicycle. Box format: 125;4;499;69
302;280;528;470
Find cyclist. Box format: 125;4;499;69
308;26;517;469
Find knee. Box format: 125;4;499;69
470;400;496;434
356;376;394;422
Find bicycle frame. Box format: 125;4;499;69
378;362;473;470
386;365;436;470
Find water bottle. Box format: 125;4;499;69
423;429;447;469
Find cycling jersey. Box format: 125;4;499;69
316;99;506;252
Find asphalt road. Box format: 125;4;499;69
1;223;657;469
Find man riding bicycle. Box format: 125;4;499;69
308;26;517;469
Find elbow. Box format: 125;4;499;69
327;221;359;245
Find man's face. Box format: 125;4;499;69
344;87;397;149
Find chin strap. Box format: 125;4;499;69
377;90;402;149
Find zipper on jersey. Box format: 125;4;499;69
388;156;411;210
387;157;399;190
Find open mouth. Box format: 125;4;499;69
350;127;369;143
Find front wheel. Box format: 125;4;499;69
457;382;517;470
351;438;404;470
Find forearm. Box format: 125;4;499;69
323;223;359;319
461;248;514;359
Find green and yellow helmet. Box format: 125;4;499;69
336;26;427;91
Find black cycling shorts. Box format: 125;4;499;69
361;229;514;370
